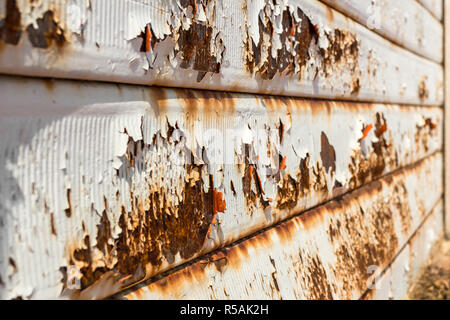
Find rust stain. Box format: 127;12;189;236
276;153;313;212
50;212;57;236
120;156;430;300
425;118;437;130
213;188;226;214
144;25;151;52
359;124;373;142
176;88;236;115
26;10;66;49
377;123;387;136
177;22;221;78
96;207;113;257
415;116;438;153
320;132;336;174
326;179;402;298
241;144;269;210
142;0;224;81
43;78;55;92
68;125;224;290
319;29;360;94
230;180;236;196
418;77;429;101
348;112;393;189
304;253;334;300
9;257;17;274
244;6;317;80
279;155;287;171
64;189;72;218
392;183;412;235
0;0;22;45
299;154;310;195
276;174;299;211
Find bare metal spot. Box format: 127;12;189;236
320;132;336;174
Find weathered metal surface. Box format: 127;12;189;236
320;0;443;63
362;199;444;300
417;0;443;21
0;0;443;105
118;154;443;300
0;76;443;299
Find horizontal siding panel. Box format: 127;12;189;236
320;0;443;63
0;0;443;105
417;0;443;20
119;154;443;300
0;76;443;299
363;199;444;300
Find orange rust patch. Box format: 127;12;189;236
176;88;236;115
144;25;151;52
415;116;438;153
359;124;373;142
213;188;226;214
280;156;287;171
377;123;387;136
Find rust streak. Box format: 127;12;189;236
0;0;22;45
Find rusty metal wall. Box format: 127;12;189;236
320;0;443;63
117;154;443;300
0;0;446;300
0;0;444;104
364;199;444;300
0;76;443;299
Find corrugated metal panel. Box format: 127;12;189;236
320;0;443;63
417;0;443;21
118;153;443;300
0;76;443;299
0;0;443;105
363;199;444;300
